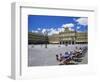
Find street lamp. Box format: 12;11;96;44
75;28;77;44
44;30;48;48
74;23;79;45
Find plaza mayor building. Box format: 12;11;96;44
49;27;88;44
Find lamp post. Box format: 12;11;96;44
44;30;48;48
75;26;77;45
75;29;76;44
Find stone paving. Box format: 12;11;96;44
28;44;87;66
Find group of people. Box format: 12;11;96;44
56;46;87;65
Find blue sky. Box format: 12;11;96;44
28;15;88;35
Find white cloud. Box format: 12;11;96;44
32;23;75;36
62;23;74;28
37;28;41;30
57;28;65;32
77;30;83;32
61;23;75;31
77;26;80;29
41;27;64;36
50;28;54;31
76;18;88;26
32;30;38;33
68;28;74;31
48;28;59;35
32;28;60;35
42;28;46;33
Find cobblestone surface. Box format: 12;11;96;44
28;44;87;66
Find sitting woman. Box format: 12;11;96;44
79;47;82;54
56;52;73;65
69;51;74;59
56;53;63;62
56;53;65;65
74;47;81;57
63;52;70;59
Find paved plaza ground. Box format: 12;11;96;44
28;44;88;66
